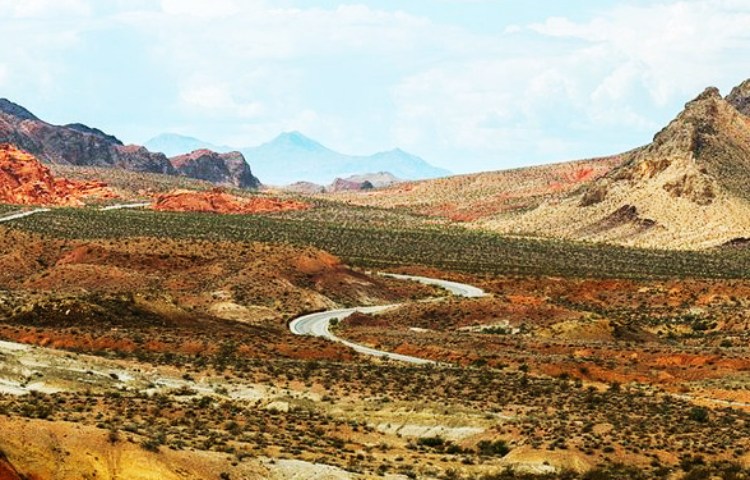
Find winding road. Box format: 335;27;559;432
0;206;483;365
289;274;486;364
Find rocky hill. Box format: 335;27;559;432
484;81;750;249
0;99;173;174
169;149;260;189
0;143;115;206
328;177;374;192
0;99;260;189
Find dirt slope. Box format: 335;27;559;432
0;417;269;480
330;155;623;221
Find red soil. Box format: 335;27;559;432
0;459;22;480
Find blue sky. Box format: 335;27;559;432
1;0;750;173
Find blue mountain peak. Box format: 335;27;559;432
273;131;323;151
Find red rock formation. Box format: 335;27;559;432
0;143;116;206
152;188;310;214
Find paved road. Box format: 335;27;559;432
100;202;151;211
0;208;50;223
0;203;149;224
289;274;486;364
379;273;486;298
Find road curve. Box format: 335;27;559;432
379;273;485;298
289;274;486;364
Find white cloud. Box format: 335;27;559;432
529;1;750;105
3;0;750;171
390;0;750;169
112;1;482;150
0;0;90;18
179;82;264;119
160;0;243;18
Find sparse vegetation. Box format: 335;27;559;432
6;206;750;279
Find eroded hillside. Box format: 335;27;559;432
331;155;623;221
483;85;750;249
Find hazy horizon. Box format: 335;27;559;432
1;0;749;174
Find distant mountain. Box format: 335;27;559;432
241;132;449;185
146;130;450;185
282;172;401;194
145;133;232;158
344;172;401;189
361;149;448;183
170;149;260;189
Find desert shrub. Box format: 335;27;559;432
689;407;710;423
477;439;511;457
417;436;446;448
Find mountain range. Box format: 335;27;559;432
0;99;174;175
0;98;443;189
0;98;263;188
145;132;450;185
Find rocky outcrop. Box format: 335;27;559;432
327;172;401;192
726;79;750;116
0;144;115;206
152;188;309;215
170;149;260;189
328;177;374;192
602;86;750;203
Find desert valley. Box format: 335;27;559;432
0;74;748;480
3;1;750;478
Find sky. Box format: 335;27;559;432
1;0;750;173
